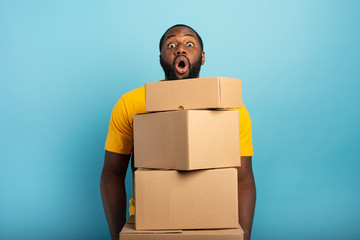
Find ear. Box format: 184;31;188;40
201;51;205;65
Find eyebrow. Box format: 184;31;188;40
166;33;195;40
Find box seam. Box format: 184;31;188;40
218;76;222;107
186;110;190;169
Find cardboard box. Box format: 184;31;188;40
133;110;240;171
145;76;242;112
135;168;238;230
120;216;244;240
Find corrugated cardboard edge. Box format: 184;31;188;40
234;110;241;167
134;170;144;230
185;111;191;170
217;76;222;107
218;77;222;107
144;82;154;113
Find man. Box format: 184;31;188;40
100;24;256;240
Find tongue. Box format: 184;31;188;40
175;59;188;74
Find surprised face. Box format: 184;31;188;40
160;26;205;80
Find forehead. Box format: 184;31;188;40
164;26;198;41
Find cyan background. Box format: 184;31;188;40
1;0;359;239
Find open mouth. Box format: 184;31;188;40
178;61;186;69
174;56;189;74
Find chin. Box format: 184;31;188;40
176;74;190;80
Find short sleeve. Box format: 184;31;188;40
105;97;134;154
237;105;254;156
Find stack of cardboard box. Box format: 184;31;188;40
120;77;244;240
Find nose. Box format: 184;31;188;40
175;44;186;55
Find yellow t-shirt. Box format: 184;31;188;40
105;85;254;216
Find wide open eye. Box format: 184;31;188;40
168;43;176;48
187;42;194;47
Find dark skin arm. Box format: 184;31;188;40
237;156;256;240
100;150;131;240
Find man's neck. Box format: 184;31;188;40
164;75;200;81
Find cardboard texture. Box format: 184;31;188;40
120;216;244;240
145;76;242;112
134;168;238;230
133;110;240;170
